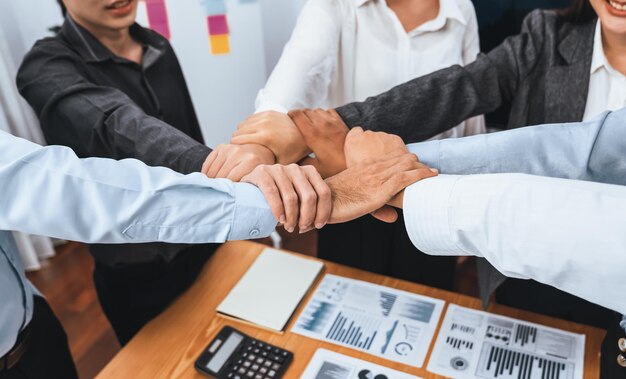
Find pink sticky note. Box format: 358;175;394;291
207;14;229;36
145;0;171;39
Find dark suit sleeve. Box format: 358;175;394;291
335;10;550;143
16;41;211;174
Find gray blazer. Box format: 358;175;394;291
336;10;597;306
337;9;596;139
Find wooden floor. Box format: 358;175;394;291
26;229;477;379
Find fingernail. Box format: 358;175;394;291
279;215;286;224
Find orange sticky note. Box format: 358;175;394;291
210;34;230;54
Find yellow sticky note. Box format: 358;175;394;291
210;34;230;55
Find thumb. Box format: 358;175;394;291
370;206;398;223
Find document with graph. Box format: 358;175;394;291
291;275;445;368
300;349;422;379
427;304;585;379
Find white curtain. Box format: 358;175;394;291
0;15;58;271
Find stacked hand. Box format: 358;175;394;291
202;107;437;233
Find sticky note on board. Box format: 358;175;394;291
199;0;227;15
207;15;229;35
210;34;230;54
144;0;171;39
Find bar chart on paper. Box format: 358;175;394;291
292;275;445;368
427;304;585;379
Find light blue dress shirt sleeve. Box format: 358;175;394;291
404;174;626;315
0;130;278;357
0;130;277;243
407;108;626;185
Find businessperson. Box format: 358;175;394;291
0;129;432;379
15;0;275;344
213;0;486;291
224;0;626;329
327;107;626;378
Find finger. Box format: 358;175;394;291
227;162;256;182
370;206;398;223
289;109;316;140
216;158;238;179
303;166;332;229
206;148;228;178
230;134;265;146
270;166;299;233
388;168;438;193
242;171;285;224
202;149;219;175
285;164;318;232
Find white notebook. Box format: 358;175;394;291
217;248;324;332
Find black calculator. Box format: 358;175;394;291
194;326;293;379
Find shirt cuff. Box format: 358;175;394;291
403;175;468;256
228;183;278;241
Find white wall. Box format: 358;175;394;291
0;0;306;148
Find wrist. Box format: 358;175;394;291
388;190;404;209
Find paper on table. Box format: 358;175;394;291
426;304;585;379
217;248;324;332
301;349;422;379
292;275;445;368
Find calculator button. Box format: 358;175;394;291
272;363;280;371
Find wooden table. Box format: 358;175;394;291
97;241;605;378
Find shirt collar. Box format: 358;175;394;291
590;21;607;74
60;15;166;66
356;0;467;29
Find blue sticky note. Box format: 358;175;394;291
199;0;226;16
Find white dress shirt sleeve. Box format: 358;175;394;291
254;0;343;113
404;173;626;315
0;131;277;244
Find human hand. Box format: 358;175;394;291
289;108;349;178
202;144;275;181
325;152;437;224
231;111;310;164
241;164;331;233
344;127;408;168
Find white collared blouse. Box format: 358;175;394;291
256;0;485;139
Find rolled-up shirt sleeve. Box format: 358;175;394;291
0;131;276;244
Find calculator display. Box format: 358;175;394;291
206;332;244;372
